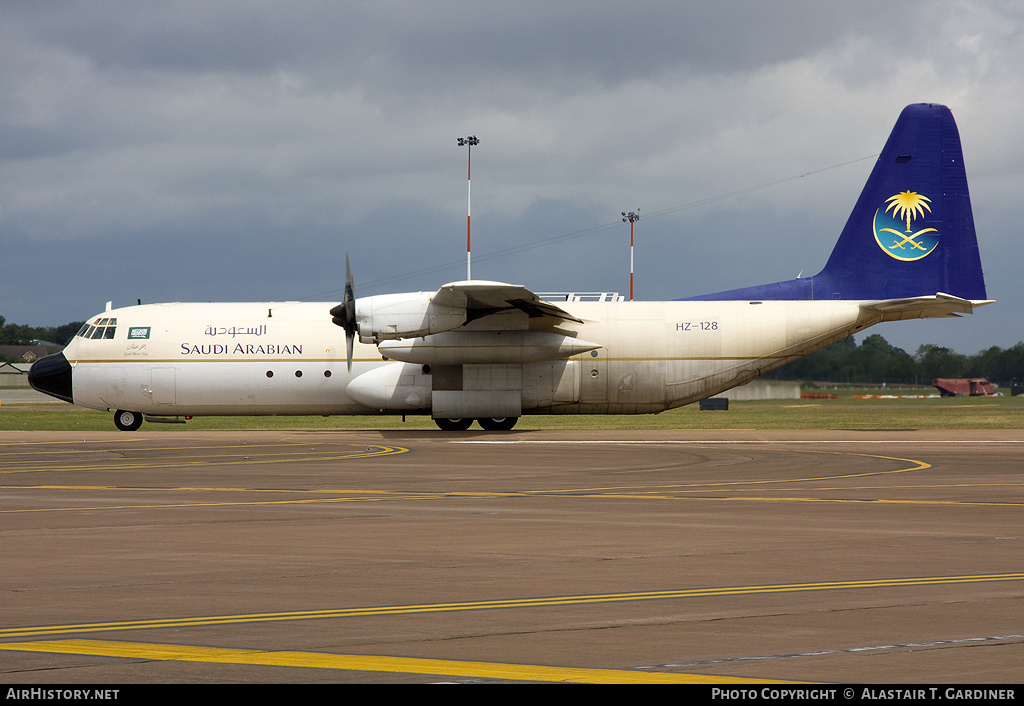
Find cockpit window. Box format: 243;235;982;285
81;318;117;340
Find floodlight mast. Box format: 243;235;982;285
456;135;480;280
622;210;639;300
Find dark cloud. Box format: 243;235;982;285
1;1;1021;356
9;2;915;87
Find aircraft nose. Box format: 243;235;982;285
28;352;74;403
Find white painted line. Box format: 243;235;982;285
642;634;1024;669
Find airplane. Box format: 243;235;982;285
29;103;990;432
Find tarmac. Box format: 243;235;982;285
1;428;1022;683
0;388;61;404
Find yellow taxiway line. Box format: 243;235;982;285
0;639;785;683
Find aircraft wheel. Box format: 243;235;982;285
477;417;518;431
113;410;144;431
434;417;473;431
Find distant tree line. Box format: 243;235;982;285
767;333;1024;388
0;315;84;361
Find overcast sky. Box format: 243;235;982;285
2;1;1021;355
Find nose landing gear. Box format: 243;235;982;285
113;410;144;431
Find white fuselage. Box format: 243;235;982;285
64;298;876;418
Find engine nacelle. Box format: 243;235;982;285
346;362;431;411
378;331;601;365
356;292;466;343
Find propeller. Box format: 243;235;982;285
329;254;357;371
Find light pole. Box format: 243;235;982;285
457;135;480;280
622;210;639;300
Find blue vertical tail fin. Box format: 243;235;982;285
687;103;987;302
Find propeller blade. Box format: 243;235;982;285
345;329;354;372
329;254;357;372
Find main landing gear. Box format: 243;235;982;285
477;417;518;431
433;417;519;431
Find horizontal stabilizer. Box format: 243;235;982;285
860;293;994;322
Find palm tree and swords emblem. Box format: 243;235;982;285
873;190;940;261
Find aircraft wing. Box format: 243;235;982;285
432;281;584;325
860;293;995;322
